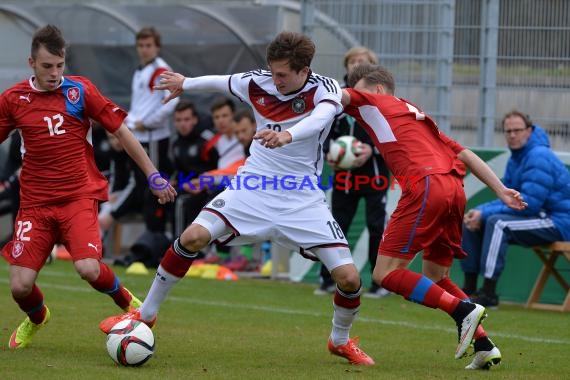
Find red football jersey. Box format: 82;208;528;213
344;89;466;179
0;76;127;207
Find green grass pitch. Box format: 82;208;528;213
0;260;568;379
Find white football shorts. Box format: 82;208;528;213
193;174;351;266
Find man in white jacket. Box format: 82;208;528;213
125;26;178;233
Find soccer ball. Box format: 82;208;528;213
327;135;362;169
106;319;155;366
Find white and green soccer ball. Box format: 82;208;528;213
328;135;363;170
106;319;155;367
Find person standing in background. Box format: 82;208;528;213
0;132;21;228
124;26;178;233
98;130;139;238
171;101;217;238
316;47;390;298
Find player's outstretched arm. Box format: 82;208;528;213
457;148;527;210
154;71;231;104
113;123;177;204
285;101;338;142
154;71;185;104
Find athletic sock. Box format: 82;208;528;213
89;262;131;310
436;276;487;340
139;239;198;321
381;268;461;313
14;284;47;324
474;336;495;352
330;285;362;346
450;300;476;324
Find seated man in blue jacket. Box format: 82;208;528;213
461;110;570;307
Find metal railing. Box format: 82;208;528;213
304;0;570;149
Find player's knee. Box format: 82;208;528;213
338;277;361;293
77;268;99;282
10;281;34;299
74;259;100;282
372;272;385;287
372;256;405;285
422;264;448;282
179;224;210;252
332;265;361;292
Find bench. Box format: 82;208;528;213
526;242;570;312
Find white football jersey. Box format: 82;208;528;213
126;56;178;143
229;69;342;183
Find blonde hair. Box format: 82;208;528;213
343;46;378;69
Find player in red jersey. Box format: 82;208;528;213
340;64;527;369
0;25;176;349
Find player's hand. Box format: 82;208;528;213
98;213;115;232
498;188;528;211
463;209;482;231
254;129;292;148
134;120;145;131
352;143;372;168
108;193;118;203
154;71;185;104
150;178;177;204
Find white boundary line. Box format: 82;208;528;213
1;270;567;346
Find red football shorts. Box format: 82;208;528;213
2;198;102;271
379;174;466;267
